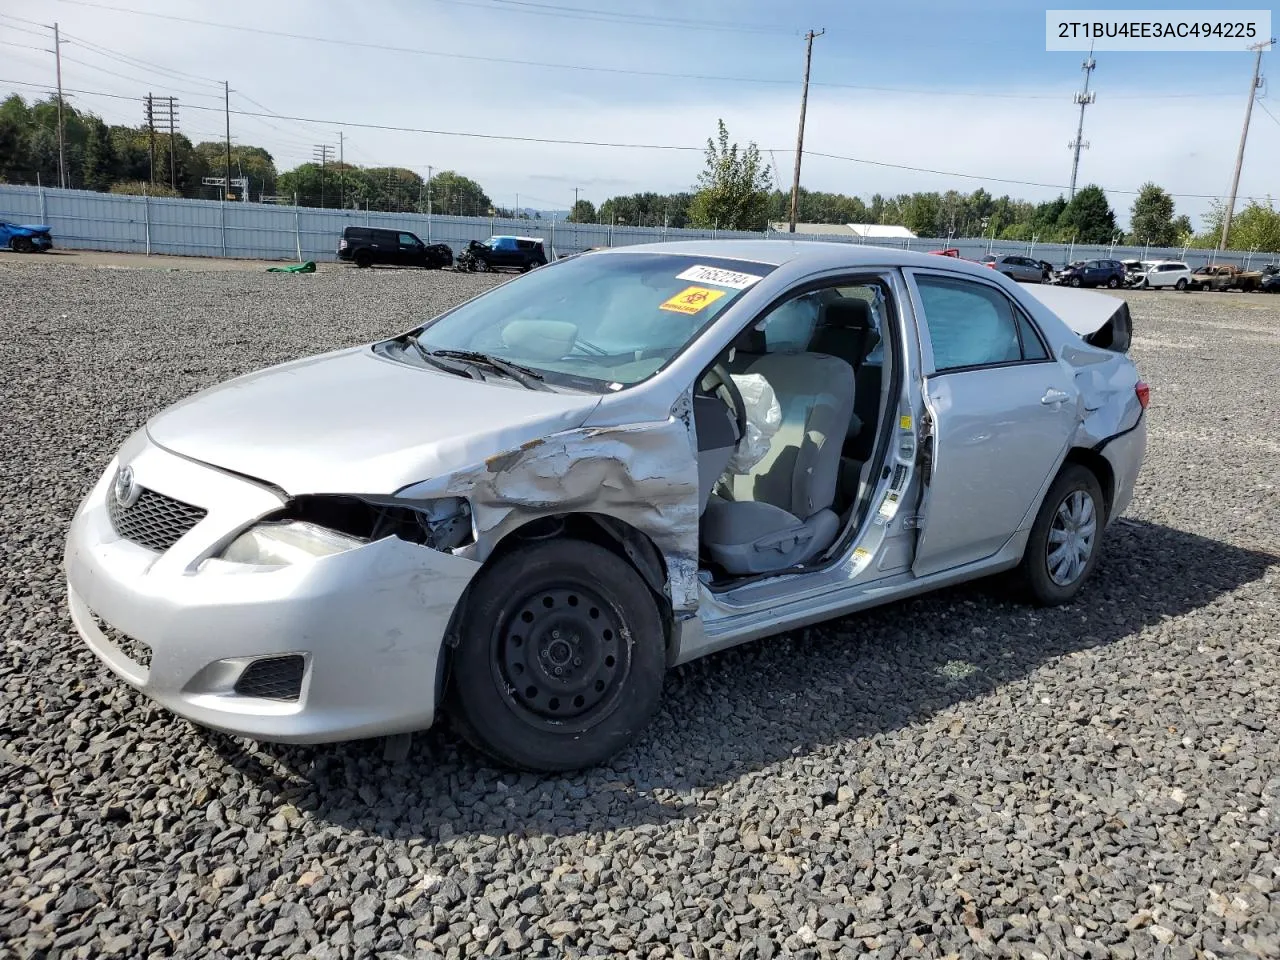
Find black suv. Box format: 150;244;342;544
1056;258;1126;289
337;227;453;269
458;235;548;272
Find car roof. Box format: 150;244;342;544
493;235;545;242
583;239;1016;280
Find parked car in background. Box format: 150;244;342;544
1057;258;1126;289
1121;260;1152;287
1260;273;1280;293
338;227;453;269
1188;264;1263;292
0;220;53;253
1141;261;1192;290
981;254;1050;283
457;235;548;273
65;241;1147;771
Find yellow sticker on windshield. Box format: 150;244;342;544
660;286;726;315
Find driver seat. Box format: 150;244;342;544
700;351;855;575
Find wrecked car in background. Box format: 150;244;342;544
0;220;53;253
64;241;1147;771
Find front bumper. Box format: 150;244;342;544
64;432;480;743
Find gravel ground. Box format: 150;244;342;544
1;260;1277;960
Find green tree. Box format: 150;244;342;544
902;192;942;235
1057;185;1116;243
687;120;772;231
81;117;118;192
567;199;596;223
425;170;492;217
1129;182;1177;246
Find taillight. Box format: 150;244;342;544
1135;381;1150;409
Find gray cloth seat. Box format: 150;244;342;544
809;297;880;442
701;352;856;575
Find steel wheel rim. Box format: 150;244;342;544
491;584;631;733
1046;489;1097;586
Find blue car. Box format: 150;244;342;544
0;221;54;253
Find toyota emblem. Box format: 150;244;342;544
113;465;140;508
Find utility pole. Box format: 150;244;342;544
146;96;178;190
338;130;344;210
167;97;178;190
427;165;433;217
224;81;233;201
144;93;156;185
788;28;823;233
1067;45;1096;201
53;23;67;188
313;144;334;208
1221;39;1273;250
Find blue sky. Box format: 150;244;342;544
3;0;1277;227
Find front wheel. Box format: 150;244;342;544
1018;464;1105;606
1175;278;1188;291
447;539;666;772
11;236;35;253
1106;276;1121;289
1069;277;1082;287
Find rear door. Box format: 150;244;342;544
906;271;1079;576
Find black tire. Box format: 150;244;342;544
1069;276;1082;287
1018;463;1106;606
353;250;372;268
11;236;34;253
447;539;666;772
1106;276;1121;289
1175;278;1187;291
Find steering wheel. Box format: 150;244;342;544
703;362;748;442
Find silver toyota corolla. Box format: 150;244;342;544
65;241;1147;771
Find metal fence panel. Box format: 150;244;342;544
2;184;1275;271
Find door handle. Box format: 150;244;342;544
1041;388;1069;405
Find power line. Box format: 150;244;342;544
1;76;1273;204
35;1;1244;100
421;0;791;35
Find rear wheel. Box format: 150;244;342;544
11;236;34;253
1018;464;1105;606
447;539;666;771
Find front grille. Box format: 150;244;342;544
109;487;207;552
234;656;305;701
91;612;152;670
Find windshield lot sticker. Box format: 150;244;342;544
660;286;727;315
676;265;763;290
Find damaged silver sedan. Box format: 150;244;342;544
65;242;1147;771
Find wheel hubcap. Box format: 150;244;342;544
493;586;629;727
1046;490;1097;586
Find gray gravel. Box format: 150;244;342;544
1;259;1277;960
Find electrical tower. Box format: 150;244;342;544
313;144;334;208
1067;49;1097;201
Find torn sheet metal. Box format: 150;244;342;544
400;392;704;613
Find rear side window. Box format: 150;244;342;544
517;240;536;250
915;275;1048;371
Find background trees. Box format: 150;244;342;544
686;120;772;231
5;94;1276;251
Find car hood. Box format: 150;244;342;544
146;346;601;495
10;223;51;233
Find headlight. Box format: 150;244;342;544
219;520;365;566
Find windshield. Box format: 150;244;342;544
403;252;773;389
